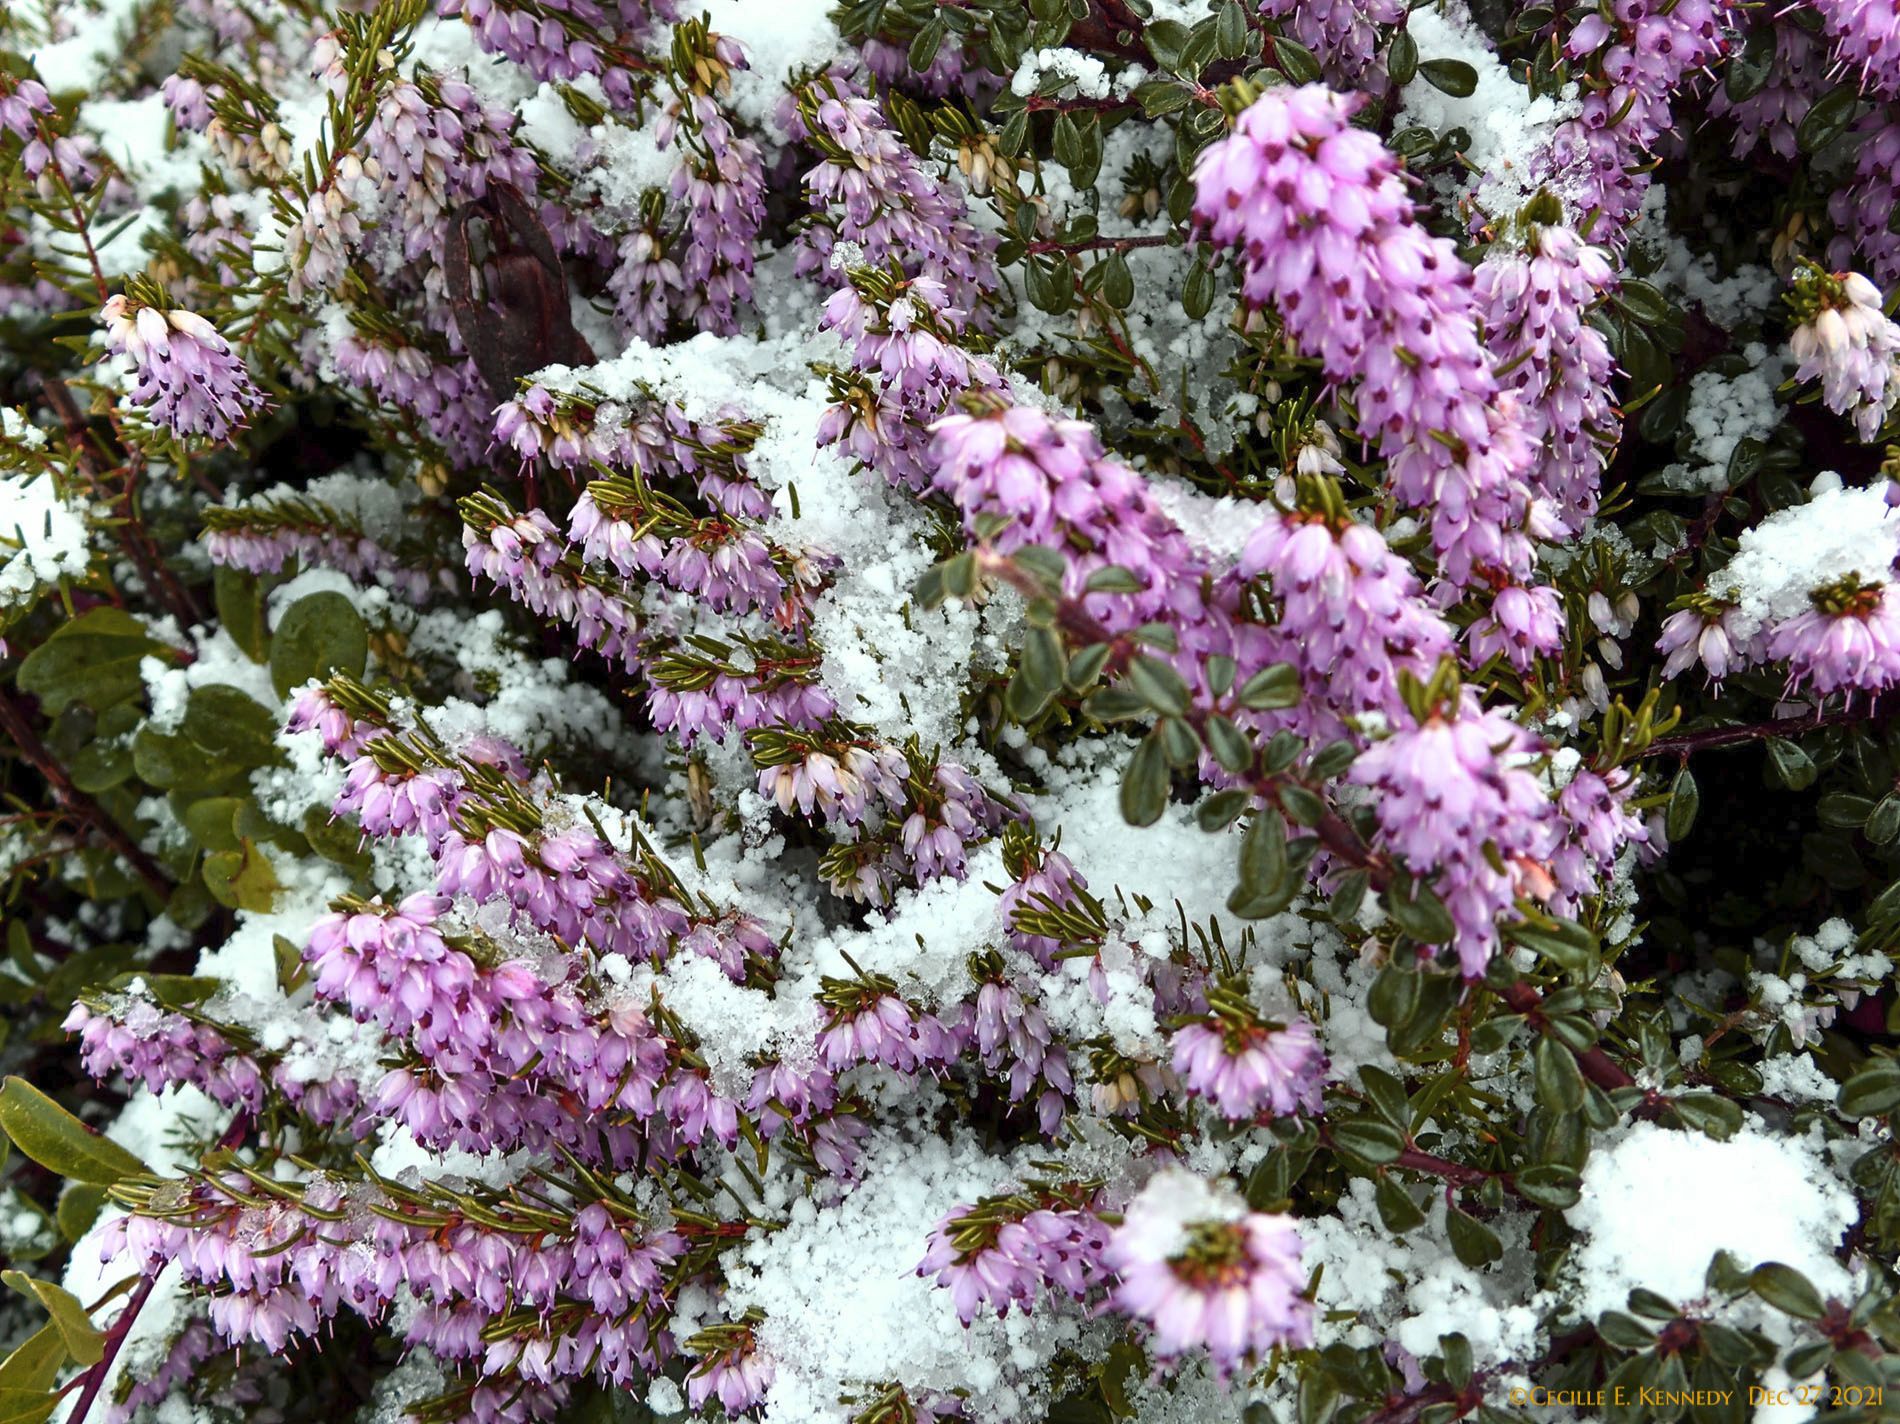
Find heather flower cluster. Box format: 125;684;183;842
1190;82;1553;624
99;292;267;442
1787;264;1900;442
2;3;1899;1424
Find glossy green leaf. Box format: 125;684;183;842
1126;656;1190;717
1763;737;1817;791
1270;33;1321;83
0;1326;63;1395
1665;767;1698;842
1838;1059;1900;1118
1;1273;102;1365
1533;1037;1585;1114
1386;29;1418;84
16;608;163;715
55;1183;108;1245
1236;663;1299;710
213;566;269;663
1384;883;1454;944
1418;58;1477;96
1329;1117;1404;1165
1374;1172;1426;1232
1797;84;1860;153
1182;258;1215;320
1671;1092;1742;1141
0;1390;56;1424
1446;1207;1501;1268
0;1077;148;1185
201;839;283;913
270;591;369;699
1120;735;1171;828
1513;1163;1582;1210
1749;1262;1825;1319
1214;0;1251;58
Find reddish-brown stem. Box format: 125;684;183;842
1500;981;1637;1091
59;1274;154;1424
1022;94;1140;115
25;133;202;626
1641;695;1894;759
36;377;203;629
1023;233;1177;256
64;1115;251;1424
32;116;112;304
1327;1132;1537;1203
1047;267;1245;489
1171;410;1243;489
1393;1146;1493;1189
0;688;172;899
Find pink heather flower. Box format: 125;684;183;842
303;893;475;1045
285;684;370;756
1788;269;1900;442
336;758;462;842
1193;86;1546;588
1705;22;1824;161
439;0;677;105
668;92;767;337
971;979;1052;1076
818;991;926;1072
896;760;1000;884
0;79;52;140
648;670;835;749
656;527;784;615
1105;1170;1314;1375
1476;223;1620;527
160;72;215;131
917;1215;1047;1324
1349;698;1562;975
1551;767;1650;911
657;1071;740;1149
1020;1204;1111;1297
65;998;265;1110
202;504;426;600
757;742;905;824
334;328;491;463
1767;578;1900;697
803;1108;871;1179
821;276;1005;492
687;1333;775;1412
363;76;538;264
113;1321;229;1419
1830;114;1900;286
791;83;996;311
1535;0;1736;239
1657;605;1743;685
745;1058;837;1132
100;295;266;441
1169;1014;1326;1121
1465;581;1566;674
1813;0;1900;95
610;218;685;342
1238;506;1453;729
929;400;1207;631
1255;0;1404;84
998;844;1088;969
918;1192;1109;1324
463;493;646;674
